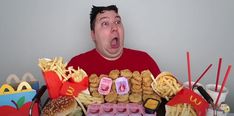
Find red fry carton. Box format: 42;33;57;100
60;76;89;96
166;88;209;116
42;71;63;99
43;71;89;98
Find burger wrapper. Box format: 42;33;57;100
166;88;209;116
43;71;89;98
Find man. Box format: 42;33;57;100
67;5;161;77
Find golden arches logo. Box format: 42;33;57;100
66;86;75;96
190;95;202;105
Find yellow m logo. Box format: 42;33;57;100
190;95;202;105
66;86;74;96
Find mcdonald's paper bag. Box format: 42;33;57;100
165;88;209;116
0;81;39;116
6;72;39;91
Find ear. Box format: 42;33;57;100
91;31;96;42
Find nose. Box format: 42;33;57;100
111;22;118;32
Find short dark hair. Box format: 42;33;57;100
90;5;118;31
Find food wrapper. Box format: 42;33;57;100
166;88;209;116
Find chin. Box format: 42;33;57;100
109;48;123;56
103;49;122;60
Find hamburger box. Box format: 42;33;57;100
165;88;209;116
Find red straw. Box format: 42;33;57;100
186;52;192;90
215;58;222;91
215;65;232;107
193;64;212;87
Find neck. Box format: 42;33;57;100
96;49;123;61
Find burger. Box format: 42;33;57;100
42;96;83;116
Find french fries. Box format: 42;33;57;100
38;57;87;82
151;72;183;100
75;92;104;106
166;103;197;116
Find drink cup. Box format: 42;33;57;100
206;106;227;116
205;84;228;106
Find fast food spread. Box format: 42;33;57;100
37;56;231;116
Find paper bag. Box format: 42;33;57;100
0;81;39;116
6;72;39;91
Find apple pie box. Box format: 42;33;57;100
165;88;209;116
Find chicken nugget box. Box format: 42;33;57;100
165;88;209;116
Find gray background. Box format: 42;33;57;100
0;0;233;112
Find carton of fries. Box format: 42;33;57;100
42;71;63;98
165;88;209;116
60;77;89;97
151;72;183;100
38;57;89;99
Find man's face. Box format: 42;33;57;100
91;10;124;60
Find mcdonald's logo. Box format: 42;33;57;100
66;86;75;96
190;95;202;105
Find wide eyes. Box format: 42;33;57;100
101;21;110;27
116;20;121;25
100;20;122;28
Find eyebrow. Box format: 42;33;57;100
99;15;121;21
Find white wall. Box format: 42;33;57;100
1;0;233;112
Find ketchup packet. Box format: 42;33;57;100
98;77;112;95
115;77;129;95
87;104;102;116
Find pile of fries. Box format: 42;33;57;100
38;57;87;83
75;92;104;106
151;72;183;100
166;103;197;116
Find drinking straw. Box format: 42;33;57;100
215;58;222;92
186;52;192;90
215;65;232;107
193;64;212;88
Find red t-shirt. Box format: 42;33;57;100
67;48;161;77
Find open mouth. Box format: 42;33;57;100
110;37;120;49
